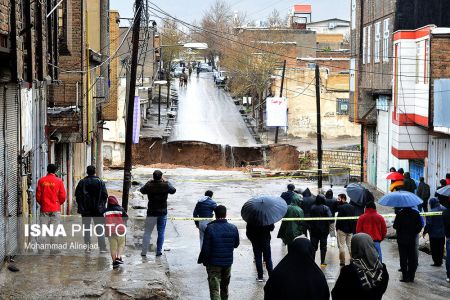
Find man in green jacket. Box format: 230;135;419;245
278;195;306;245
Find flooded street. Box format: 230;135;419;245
169;74;257;146
124;168;449;300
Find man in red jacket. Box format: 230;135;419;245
356;202;387;262
36;164;66;254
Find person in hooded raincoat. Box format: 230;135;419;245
310;195;332;266
264;238;330;300
277;196;306;246
423;198;446;267
332;233;389;300
302;188;315;217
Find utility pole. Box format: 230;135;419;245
122;0;143;211
315;64;323;189
97;0;109;178
275;60;286;144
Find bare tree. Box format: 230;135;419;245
267;9;289;28
200;0;233;68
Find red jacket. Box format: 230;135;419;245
356;208;387;242
36;173;66;213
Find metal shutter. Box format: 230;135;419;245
0;84;6;264
5;84;19;256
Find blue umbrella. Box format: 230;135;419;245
378;191;422;208
436;185;450;197
241;195;288;226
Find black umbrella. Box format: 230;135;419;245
241;195;288;226
346;183;369;207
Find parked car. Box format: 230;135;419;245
215;70;228;86
199;63;212;72
173;66;184;77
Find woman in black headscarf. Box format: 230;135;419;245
332;233;389;300
264;238;330;300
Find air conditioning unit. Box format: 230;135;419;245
328;22;336;29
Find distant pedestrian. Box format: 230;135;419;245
393;206;423;282
442;201;450;283
332;233;389;300
310;195;332;266
446;173;450;186
356;202;387;262
402;172;417;193
198;205;240;300
75;165;108;253
416;177;430;212
389;167;397;172
36;164;66;254
336;194;356;266
325;189;338;239
398;168;404;175
104;196;128;269
193;190;217;248
246;223;274;282
278;197;306;246
264;238;330;300
423;198;446;267
140;170;176;257
280;184;296;205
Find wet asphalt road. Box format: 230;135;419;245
168;73;257;146
126;168;449;300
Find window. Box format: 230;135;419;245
336;99;349;115
363;26;367;64
58;0;71;55
351;0;356;29
383;19;390;62
416;41;425;84
374;22;381;63
367;25;372;63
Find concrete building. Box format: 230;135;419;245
307;18;350;36
273;68;360;139
348;0;450;187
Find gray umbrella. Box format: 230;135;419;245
241;195;288;226
436;185;450;197
346;183;370;207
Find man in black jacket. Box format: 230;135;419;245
140;170;176;256
75;165;108;252
310;195;332;266
443;202;450;283
335;194;356;266
246;223;274;281
393;207;423;282
416;177;430;212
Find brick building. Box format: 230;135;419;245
0;0;53;265
348;0;450;189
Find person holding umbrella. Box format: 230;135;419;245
241;195;288;281
436;179;450;206
346;184;372;216
310;195;332;266
379;191;423;282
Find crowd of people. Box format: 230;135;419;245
35;165;450;299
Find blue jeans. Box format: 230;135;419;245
446;238;450;279
141;215;167;255
374;241;383;262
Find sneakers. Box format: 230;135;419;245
156;252;163;257
320;263;328;268
446;278;449;283
256;277;264;282
115;258;124;264
112;260;120;269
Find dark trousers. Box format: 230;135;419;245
430;237;445;266
398;242;418;280
206;265;231;300
82;215;107;251
310;234;328;264
250;238;273;279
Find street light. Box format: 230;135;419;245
154;80;167;125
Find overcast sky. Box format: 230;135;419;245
110;0;351;24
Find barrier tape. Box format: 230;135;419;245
84;170;359;183
59;211;442;222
